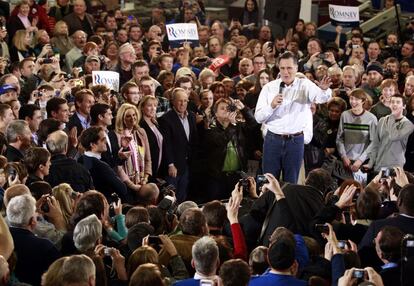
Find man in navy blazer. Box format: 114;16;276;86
173;236;220;286
7;194;61;286
78;126;128;202
67;89;95;136
159;88;198;202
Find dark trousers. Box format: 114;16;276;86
166;167;189;203
205;172;241;202
262;131;304;184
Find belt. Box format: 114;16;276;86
273;131;303;139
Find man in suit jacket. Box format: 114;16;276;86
159;88;198;202
45;130;93;193
360;184;414;249
63;0;94;36
173;236;220;286
5;120;32;162
78;126;128;202
7;194;61;286
90;103;120;169
67;89;95;135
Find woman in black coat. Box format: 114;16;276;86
139;95;164;180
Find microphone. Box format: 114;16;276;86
279;82;286;95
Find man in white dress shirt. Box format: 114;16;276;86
255;52;332;183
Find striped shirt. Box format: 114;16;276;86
336;110;378;161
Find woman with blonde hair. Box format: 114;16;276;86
138;95;163;178
10;29;35;62
52;183;77;229
50;20;74;56
115;103;152;192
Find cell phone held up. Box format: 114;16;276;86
148;235;162;245
314;224;329;234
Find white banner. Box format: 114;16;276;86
328;4;360;27
92;71;120;92
166;23;199;48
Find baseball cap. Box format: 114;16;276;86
0;84;17;95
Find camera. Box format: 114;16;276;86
103;247;114;256
314;224;329;234
238;171;250;194
42;58;53;64
256;175;269;187
381;167;396;178
156;47;162;53
226;103;237;112
352;269;366;279
318;53;326;60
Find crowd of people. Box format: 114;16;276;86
0;0;414;285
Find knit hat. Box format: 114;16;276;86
366;62;383;76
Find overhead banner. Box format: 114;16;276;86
92;71;120;92
166;23;199;48
328;4;360;27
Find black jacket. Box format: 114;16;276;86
159;109;198;176
101;130;121;169
78;154;128;201
204;107;256;177
45;154;93;193
246;183;325;246
66;113;85;136
5;145;24;162
10;227;60;286
140;119;163;177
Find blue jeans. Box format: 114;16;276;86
262;131;304;183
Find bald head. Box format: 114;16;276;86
46;130;68;155
4;184;30;207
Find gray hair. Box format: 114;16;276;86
192;236;219;275
73;214;102;252
177;201;198;218
46;130;68;154
60;254;96;285
6;194;36;227
6;120;29;143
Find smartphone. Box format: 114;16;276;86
352;45;360;49
156;47;162;52
318;53;326;60
337;240;349;249
43;58;53;64
314;224;329;234
128;15;134;20
343;210;352;224
266;41;273;53
8;167;17;181
148;235;162;245
381;167;396;178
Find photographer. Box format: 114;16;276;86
204;97;256;201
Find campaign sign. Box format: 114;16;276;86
329;5;360;27
92;71;120;92
166;23;199;48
